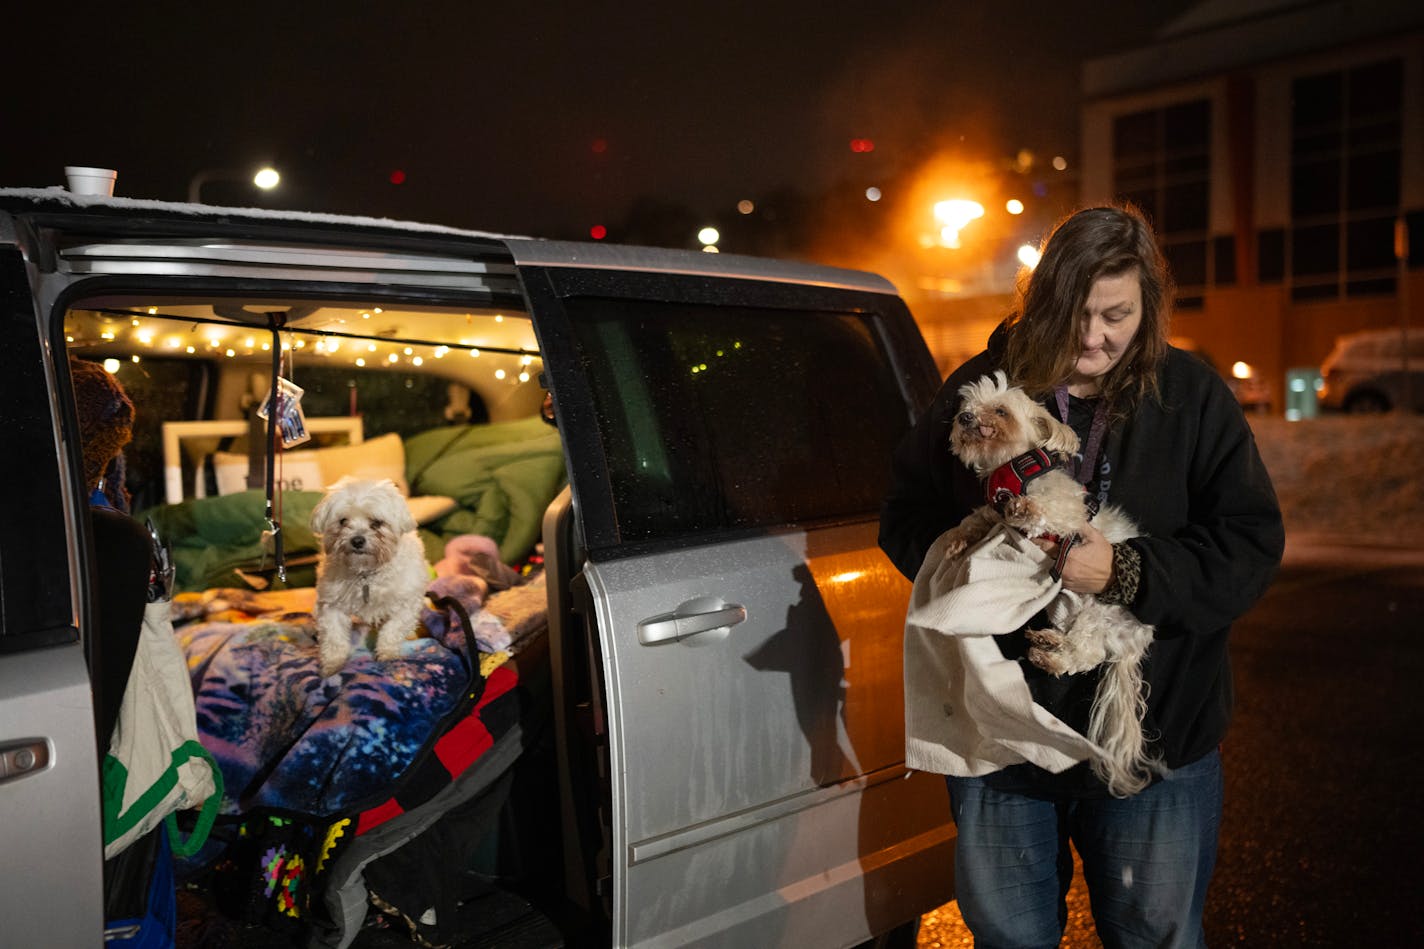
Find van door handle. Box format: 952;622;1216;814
637;598;747;645
0;739;50;786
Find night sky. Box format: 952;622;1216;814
4;1;1197;243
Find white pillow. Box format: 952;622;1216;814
212;454;324;496
213;432;409;496
405;495;459;525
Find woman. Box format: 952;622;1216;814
880;204;1283;947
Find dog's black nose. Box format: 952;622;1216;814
957;411;975;428
350;535;366;550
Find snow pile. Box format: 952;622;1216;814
1248;414;1424;544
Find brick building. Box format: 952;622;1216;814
1079;0;1423;413
911;1;1422;413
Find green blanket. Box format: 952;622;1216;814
404;416;567;564
141;490;324;592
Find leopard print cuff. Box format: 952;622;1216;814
1099;541;1142;606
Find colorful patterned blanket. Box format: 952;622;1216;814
172;571;546;819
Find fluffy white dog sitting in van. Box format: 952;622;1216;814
310;477;429;677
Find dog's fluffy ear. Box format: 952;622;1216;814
310;482;354;535
310;475;358;535
310;491;337;535
381;480;418;534
1035;414;1080;457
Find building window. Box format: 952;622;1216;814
1113;98;1212;308
1289;58;1402;301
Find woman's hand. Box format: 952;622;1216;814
1033;522;1115;594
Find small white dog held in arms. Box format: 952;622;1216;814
311;477;429;678
941;370;1159;796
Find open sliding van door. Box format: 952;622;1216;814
512;242;954;948
0;241;104;946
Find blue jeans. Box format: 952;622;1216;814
945;750;1222;949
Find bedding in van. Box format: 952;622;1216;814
171;569;545;818
169;563;549;948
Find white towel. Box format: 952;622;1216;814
903;522;1101;776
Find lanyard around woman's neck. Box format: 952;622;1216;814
1053;384;1109;486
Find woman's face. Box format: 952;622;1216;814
1070;269;1143;391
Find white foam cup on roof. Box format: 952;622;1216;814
64;166;117;196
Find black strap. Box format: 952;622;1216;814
1049;533;1081;582
427;593;488;703
1009;447;1057;485
263;312;287;581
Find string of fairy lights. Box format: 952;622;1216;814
66;306;543;385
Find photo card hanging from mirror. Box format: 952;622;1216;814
256;376;312;449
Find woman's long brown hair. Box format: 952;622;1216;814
1001;204;1172;416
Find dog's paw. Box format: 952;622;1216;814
374;643;403;662
942;535;969;561
319;658;345;679
1026;628;1072;676
1002;495;1042;528
1027;646;1072;676
1026;627;1065;650
1027;647;1062;675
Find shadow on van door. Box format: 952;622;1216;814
743;559;917;942
744;562;860;785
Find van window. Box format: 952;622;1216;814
1;253;74;648
567;298;907;545
99;357;212;512
294;367;488;438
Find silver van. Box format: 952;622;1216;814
0;186;953;948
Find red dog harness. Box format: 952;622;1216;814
985;447;1092;582
985;447;1058;510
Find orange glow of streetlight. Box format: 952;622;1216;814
932;199;985;248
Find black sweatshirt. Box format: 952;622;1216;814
880;335;1285;794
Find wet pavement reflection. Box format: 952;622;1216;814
917;847;1099;948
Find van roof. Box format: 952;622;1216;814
0;187;517;239
0;188;898;295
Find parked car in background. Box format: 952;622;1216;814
1318;328;1424;413
1176;342;1272;414
1225;362;1272;414
0;183;952;948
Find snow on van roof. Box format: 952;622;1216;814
0;186;527;240
0;186;899;294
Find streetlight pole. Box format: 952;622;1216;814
187;166;281;204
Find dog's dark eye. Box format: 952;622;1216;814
994;407;1007;416
338;517;348;527
371;520;384;530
